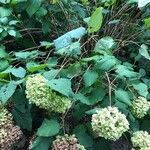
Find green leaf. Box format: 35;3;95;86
73;125;93;148
12;90;32;131
64;62;82;78
0;81;17;104
26;0;42;16
55;42;81;57
73;103;89;120
139;44;150;60
27;63;48;73
115;65;139;78
48;78;73;97
114;101;129;115
0;59;9;72
9;20;19;25
47;57;58;68
15;50;39;60
40;41;54;49
74;87;105;105
11;67;26;78
132;82;148;97
85;108;101;115
0;45;8;58
0;7;12;17
30;137;52;150
95;55;118;71
83;70;98;87
8;29;17;37
94;37;115;54
37;119;60;137
115;89;131;106
43;69;59;80
144;17;150;29
88;7;103;33
74;93;91;105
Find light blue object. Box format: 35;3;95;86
54;27;86;50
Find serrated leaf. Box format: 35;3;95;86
83;70;98;87
37;119;60;137
115;89;131;106
88;7;103;33
132;82;148;97
94;37;115;54
48;78;73;97
55;42;81;57
95;55;118;71
115;65;139;78
0;81;17;104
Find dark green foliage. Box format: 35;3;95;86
0;0;150;149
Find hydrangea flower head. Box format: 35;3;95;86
0;104;23;150
26;74;71;113
131;131;150;149
52;134;85;150
131;97;150;118
92;106;129;141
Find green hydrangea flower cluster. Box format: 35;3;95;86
131;131;150;150
52;134;86;150
0;103;23;150
0;103;13;127
92;106;129;141
131;97;150;118
26;74;71;113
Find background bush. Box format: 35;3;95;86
0;0;150;149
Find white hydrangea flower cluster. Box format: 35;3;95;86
0;103;23;150
52;134;86;150
131;97;150;118
26;74;71;113
131;131;150;150
92;106;129;141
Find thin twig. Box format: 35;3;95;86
105;72;112;106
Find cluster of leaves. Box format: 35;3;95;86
0;0;150;149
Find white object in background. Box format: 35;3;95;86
138;0;150;7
